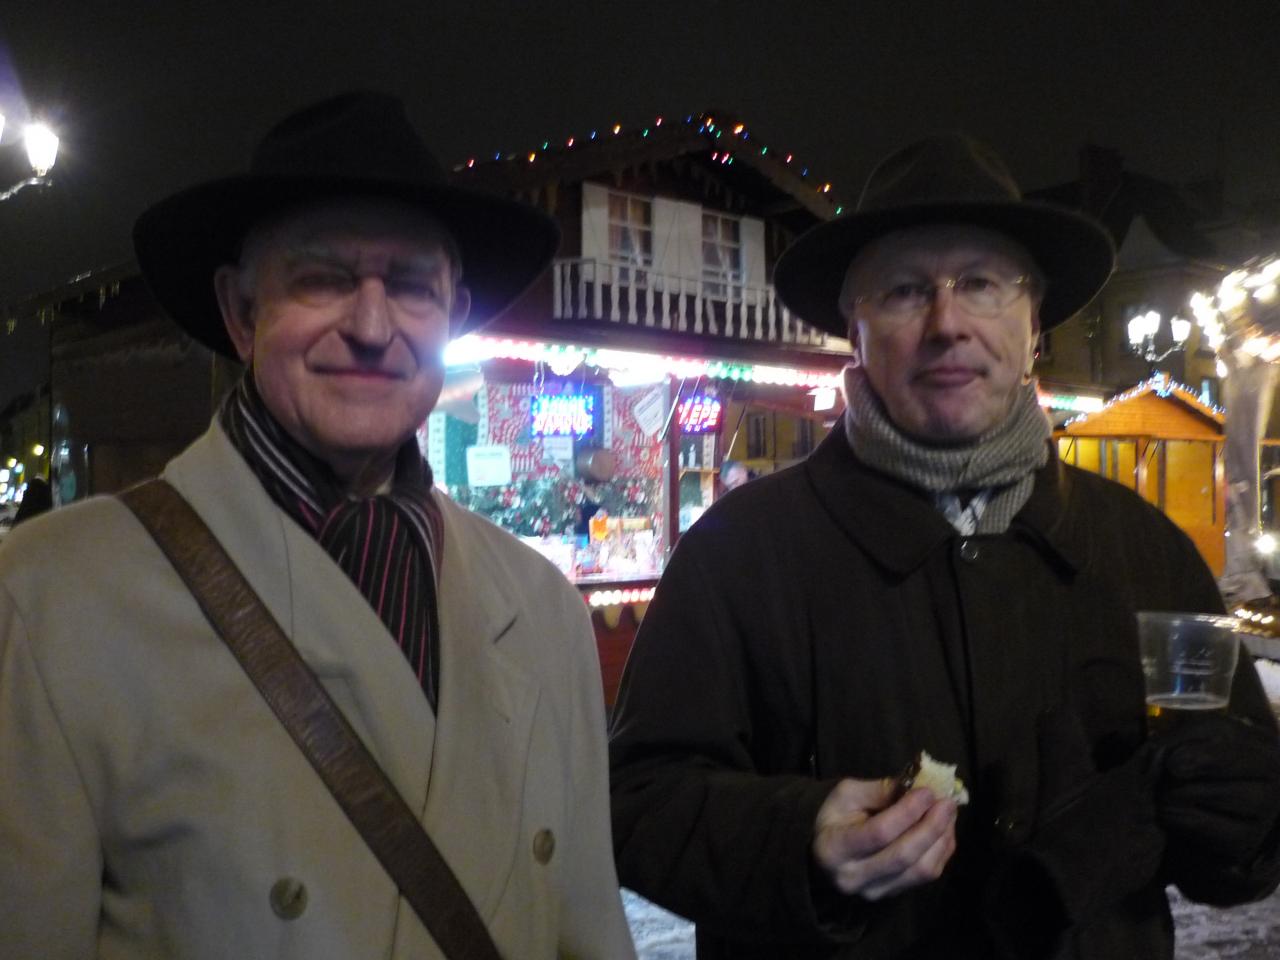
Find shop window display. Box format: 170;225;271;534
428;375;668;585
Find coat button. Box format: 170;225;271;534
532;828;556;864
959;540;980;562
270;877;308;920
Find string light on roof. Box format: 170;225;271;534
443;334;842;389
447;109;840;205
1061;373;1224;427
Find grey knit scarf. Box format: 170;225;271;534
842;365;1051;534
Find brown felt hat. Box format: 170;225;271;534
133;91;560;358
773;134;1115;336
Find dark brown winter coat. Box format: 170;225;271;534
610;428;1280;959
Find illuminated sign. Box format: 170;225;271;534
678;395;722;434
531;392;596;437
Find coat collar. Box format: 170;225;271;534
804;427;1086;577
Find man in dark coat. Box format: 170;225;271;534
609;134;1280;958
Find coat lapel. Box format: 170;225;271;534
167;423;541;919
423;497;540;918
163;423;439;815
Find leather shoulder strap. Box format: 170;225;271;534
119;478;503;960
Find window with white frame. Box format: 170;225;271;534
702;212;742;298
607;192;653;287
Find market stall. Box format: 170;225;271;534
424;332;845;703
1056;373;1226;574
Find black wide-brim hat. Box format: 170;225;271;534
773;134;1115;337
133;91;560;358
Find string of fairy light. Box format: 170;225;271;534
444;333;843;389
1189;254;1280;368
1061;372;1224;428
455;111;845;213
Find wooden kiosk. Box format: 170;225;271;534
1054;374;1225;575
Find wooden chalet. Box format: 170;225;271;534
1055;374;1226;574
437;111;853;704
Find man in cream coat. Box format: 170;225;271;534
0;92;634;959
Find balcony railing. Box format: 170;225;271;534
552;258;829;347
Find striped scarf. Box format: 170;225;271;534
220;376;444;709
842;364;1050;535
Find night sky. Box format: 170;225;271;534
2;0;1279;407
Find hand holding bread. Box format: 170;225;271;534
812;757;961;901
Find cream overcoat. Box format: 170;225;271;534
0;423;635;960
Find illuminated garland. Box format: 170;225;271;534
1038;392;1104;414
455;111;844;210
587;587;656;608
1234;605;1277;628
1189;254;1280;370
443;334;843;388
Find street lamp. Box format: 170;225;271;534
0;112;59;202
1127;309;1192;363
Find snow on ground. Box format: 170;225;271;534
1253;657;1280;716
623;891;693;960
624;886;1280;959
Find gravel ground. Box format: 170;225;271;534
624;886;1280;959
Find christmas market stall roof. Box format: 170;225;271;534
1059;374;1224;441
450;109;841;235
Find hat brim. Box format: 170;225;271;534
773;201;1115;337
133;175;561;357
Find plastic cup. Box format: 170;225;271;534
1137;611;1240;735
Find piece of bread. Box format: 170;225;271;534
898;750;970;805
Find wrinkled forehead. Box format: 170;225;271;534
244;196;459;265
848;223;1040;282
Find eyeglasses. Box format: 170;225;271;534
284;258;452;318
855;273;1035;320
